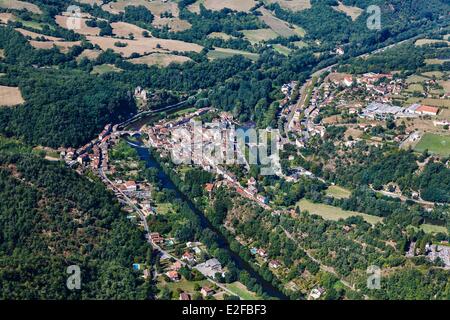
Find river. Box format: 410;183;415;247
129;142;288;300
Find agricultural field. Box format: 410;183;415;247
415;38;450;46
297;199;383;225
128;53;192;67
76;0;103;4
188;0;257;13
111;21;150;38
29;40;81;53
242;28;278;44
414;133;450;157
15;28;61;41
86;35;203;57
103;0;191;32
0;12;15;24
333;1;363;21
76;49;102;61
207;47;259;61
0;0;42;14
55;15;100;36
0;86;25;106
325;185;352;199
264;0;311;11
257;7;306;38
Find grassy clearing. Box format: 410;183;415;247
91;64;123;75
297;199;383;225
414;133;450;157
207;32;235;40
421;224;448;235
406;75;429;84
225;282;260;300
325;185;352;199
242;28;278;44
292;40;308;48
422;71;444;79
425;58;450;65
157;278;210;294
207;47;259;61
273;44;291;56
129;53;192;67
0;86;25;106
405;83;424;93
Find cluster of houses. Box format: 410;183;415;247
61;124;116;172
145;110;273;209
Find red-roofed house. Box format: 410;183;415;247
415;105;439;116
166;270;180;282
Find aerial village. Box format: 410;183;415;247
52;66;450;300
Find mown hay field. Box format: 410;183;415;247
0;86;25;106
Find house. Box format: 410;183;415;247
194;258;224;278
343;225;352;233
124;180;137;192
182;251;195;263
342;76;353;87
257;248;267;258
269;260;281;269
415;105;439;116
200;286;215;297
248;177;257;186
336;47;345;55
77;154;89;165
256;195;268;204
310;287;325;300
166;270;180;282
204;183;214;193
179;292;191;300
150;232;164;244
170;261;183;271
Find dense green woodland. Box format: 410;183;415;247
0;138;154;298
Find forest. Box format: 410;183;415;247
0;137;154;299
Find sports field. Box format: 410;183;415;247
414;133;450;157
